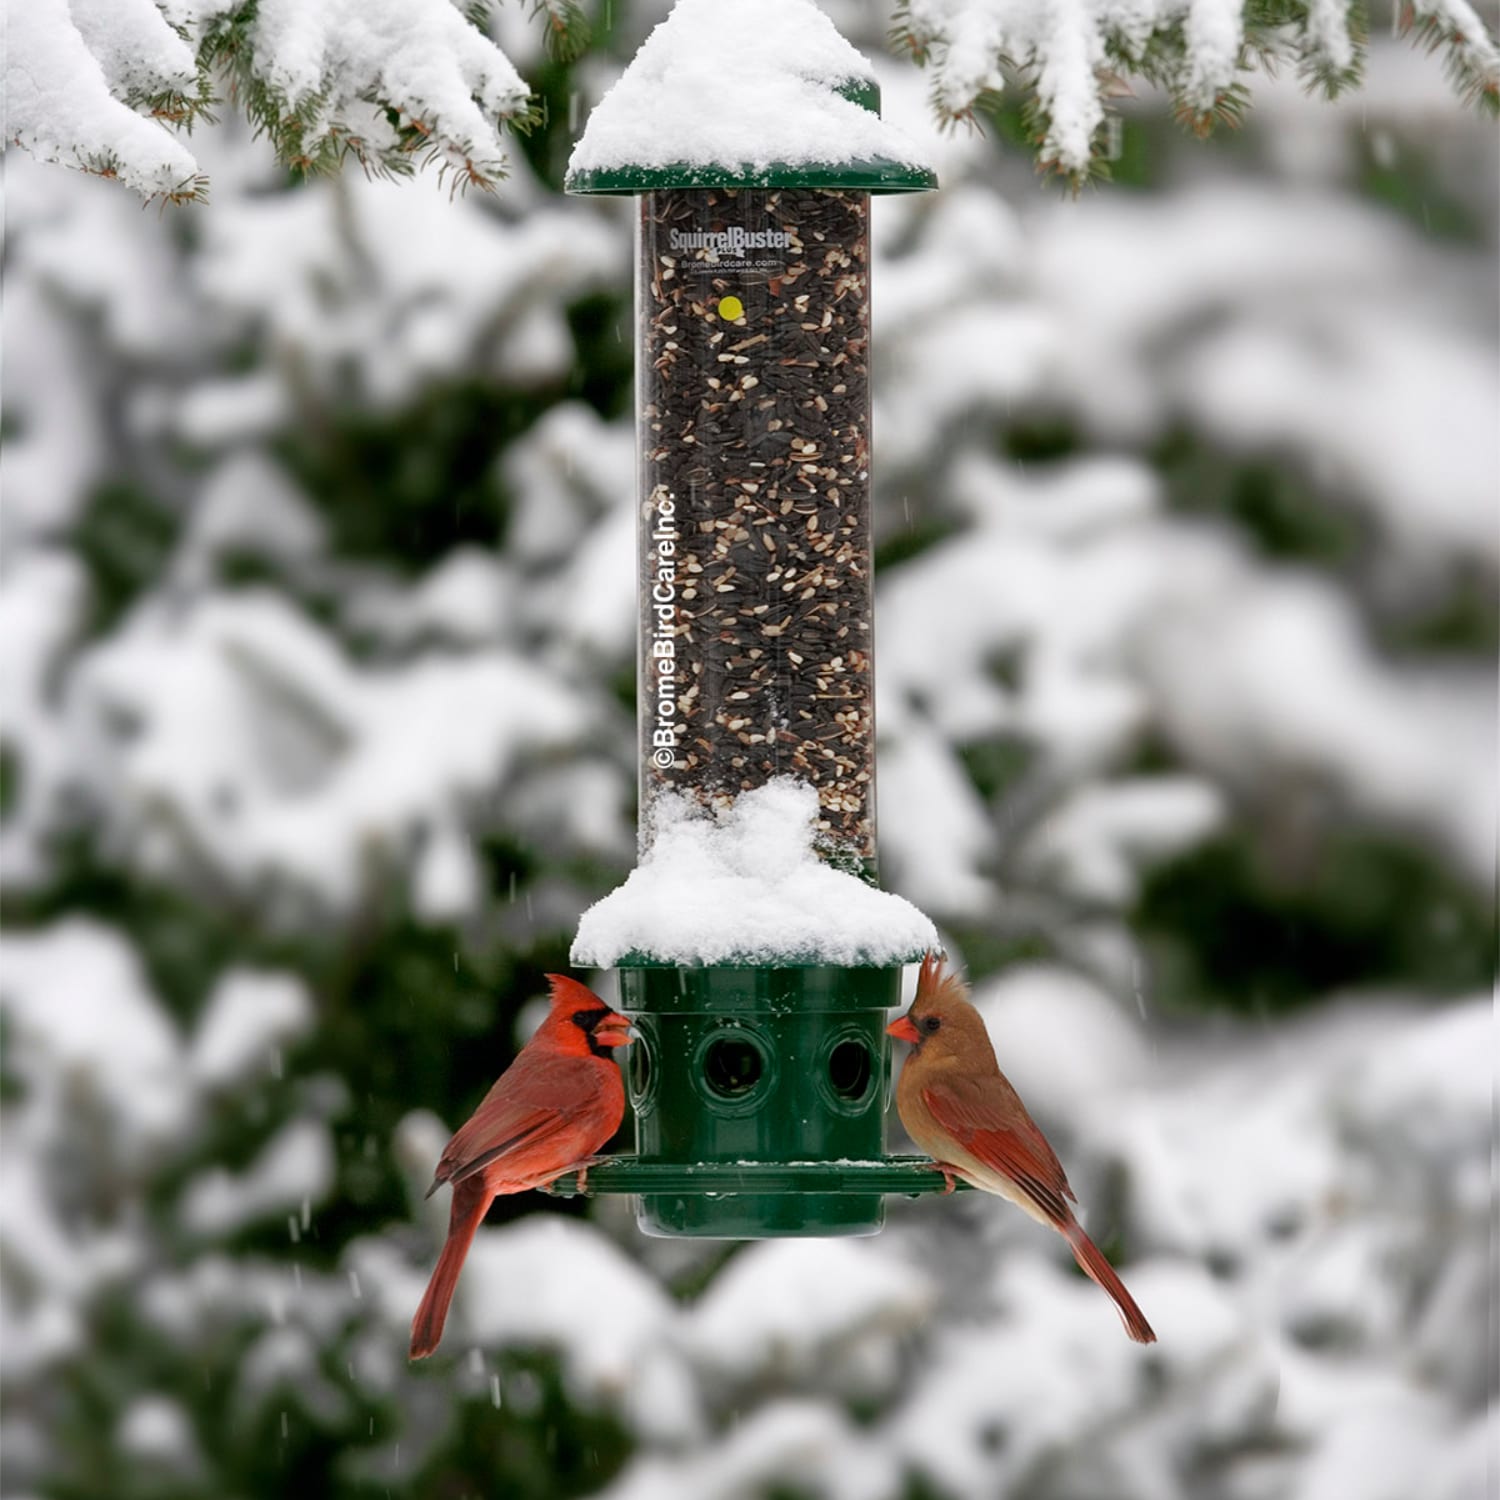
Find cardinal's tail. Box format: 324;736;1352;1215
1064;1223;1157;1345
410;1177;490;1360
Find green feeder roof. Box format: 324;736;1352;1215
564;0;938;196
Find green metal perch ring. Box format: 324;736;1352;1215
547;1157;972;1198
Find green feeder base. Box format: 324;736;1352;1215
606;962;927;1238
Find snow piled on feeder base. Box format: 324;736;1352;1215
570;779;937;967
566;0;932;177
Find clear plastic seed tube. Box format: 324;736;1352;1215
638;187;875;857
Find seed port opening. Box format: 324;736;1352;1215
827;1039;873;1101
628;1031;654;1104
703;1036;766;1099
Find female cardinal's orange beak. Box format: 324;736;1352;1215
886;1014;921;1045
594;1013;636;1049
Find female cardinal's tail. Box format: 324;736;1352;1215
410;1177;490;1359
1064;1223;1157;1344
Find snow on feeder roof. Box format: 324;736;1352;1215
572;780;938;968
565;0;936;195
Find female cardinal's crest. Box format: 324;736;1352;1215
914;950;964;1009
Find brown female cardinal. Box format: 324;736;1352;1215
889;953;1156;1344
409;974;633;1359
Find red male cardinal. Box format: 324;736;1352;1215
889;953;1156;1344
409;974;633;1360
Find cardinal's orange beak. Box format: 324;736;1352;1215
886;1013;921;1045
594;1013;636;1049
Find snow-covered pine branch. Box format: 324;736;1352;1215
4;0;573;203
7;0;1497;197
893;0;1500;182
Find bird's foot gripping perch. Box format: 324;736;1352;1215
544;1155;614;1196
922;1161;961;1196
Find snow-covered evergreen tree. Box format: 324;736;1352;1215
2;3;1494;1499
6;0;1496;191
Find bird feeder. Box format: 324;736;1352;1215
560;3;946;1236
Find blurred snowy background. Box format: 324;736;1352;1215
2;2;1496;1498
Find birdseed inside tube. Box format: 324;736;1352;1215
637;187;875;858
